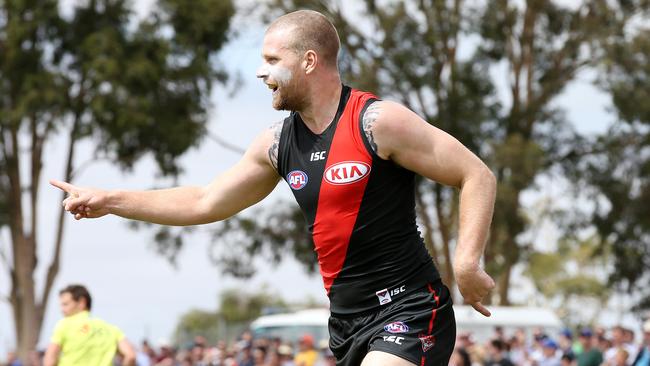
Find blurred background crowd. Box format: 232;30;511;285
4;318;650;366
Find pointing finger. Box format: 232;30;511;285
50;179;76;194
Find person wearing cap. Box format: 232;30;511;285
577;329;603;366
632;320;650;366
558;329;575;359
295;334;318;366
538;339;561;366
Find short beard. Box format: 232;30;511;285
273;83;308;111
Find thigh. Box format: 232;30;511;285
361;350;417;366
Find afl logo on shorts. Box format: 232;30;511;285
324;161;370;185
384;321;409;334
287;170;308;190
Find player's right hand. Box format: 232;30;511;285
454;261;495;317
50;179;110;220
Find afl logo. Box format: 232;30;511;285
384;321;409;334
324;161;370;185
287;170;308;190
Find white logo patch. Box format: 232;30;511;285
324;161;370;185
376;286;406;306
376;288;392;305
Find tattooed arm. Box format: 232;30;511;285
50;122;281;225
267;119;284;171
362;101;381;155
366;100;497;317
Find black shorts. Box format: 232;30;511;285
328;281;455;366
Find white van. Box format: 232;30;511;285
454;305;563;342
251;308;330;346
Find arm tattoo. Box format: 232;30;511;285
362;101;381;153
268;120;283;171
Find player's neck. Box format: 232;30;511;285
298;75;342;134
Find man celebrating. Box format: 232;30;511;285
51;10;496;365
43;285;135;366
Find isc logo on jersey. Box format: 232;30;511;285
287;170;308;190
324;161;370;185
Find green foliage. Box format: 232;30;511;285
208;202;316;278
173;288;289;345
561;27;650;310
173;309;222;347
219;288;288;322
526;237;611;325
607;30;650;124
54;0;235;175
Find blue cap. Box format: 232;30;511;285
580;328;593;337
542;339;558;349
560;329;573;339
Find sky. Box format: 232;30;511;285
0;0;633;361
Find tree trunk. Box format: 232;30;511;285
435;185;456;292
13;235;40;363
498;262;512;305
5;124;40;362
415;182;441;266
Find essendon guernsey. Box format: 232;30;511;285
277;86;440;314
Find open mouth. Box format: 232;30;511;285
267;83;278;93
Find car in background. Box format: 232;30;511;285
251;308;330;347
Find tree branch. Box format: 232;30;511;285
207;131;246;155
0;236;13;273
70;154;111;180
29;114;45;247
415;181;440;262
40;111;81;319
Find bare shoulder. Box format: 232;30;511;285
361;100;382;154
265;119;284;171
235;120;285;179
361;100;419;159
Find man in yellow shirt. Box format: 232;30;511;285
43;284;136;366
294;334;319;366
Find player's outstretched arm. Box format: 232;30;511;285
365;100;497;317
50;125;280;226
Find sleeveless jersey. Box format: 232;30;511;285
277;85;440;314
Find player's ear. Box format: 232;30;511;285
304;50;317;75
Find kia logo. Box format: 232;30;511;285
324;161;370;185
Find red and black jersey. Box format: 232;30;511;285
277;85;440;314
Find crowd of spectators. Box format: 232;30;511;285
2;330;335;366
3;319;650;366
125;331;334;366
450;319;650;366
